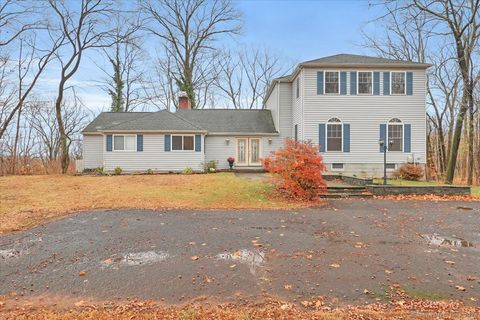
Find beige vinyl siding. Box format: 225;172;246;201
292;71;303;139
205;135;280;170
103;133;204;172
83;134;103;169
303;67;426;164
278;82;293;146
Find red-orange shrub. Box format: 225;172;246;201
262;139;327;200
393;163;424;181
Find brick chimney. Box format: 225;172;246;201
178;91;191;110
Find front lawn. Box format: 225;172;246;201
374;178;479;198
0;173;299;234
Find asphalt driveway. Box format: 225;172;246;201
1;199;479;306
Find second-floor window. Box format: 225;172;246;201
325;72;339;94
358;72;372;94
327;118;342;151
391;72;405;94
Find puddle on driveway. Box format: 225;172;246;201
102;251;170;268
423;234;474;248
0;249;22;259
216;249;265;276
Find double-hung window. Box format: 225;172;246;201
391;72;406;94
324;72;339;94
172;135;194;151
326;118;342;151
113;135;136;151
358;72;372;94
388;118;403;151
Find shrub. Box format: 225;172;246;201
182;167;194;174
393;163;424;181
204;160;217;173
95;167;106;175
146;169;154;175
262;138;327;200
113;167;123;175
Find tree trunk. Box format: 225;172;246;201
467;85;474;185
11;102;23;175
55;79;69;174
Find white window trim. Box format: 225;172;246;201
171;134;196;152
331;163;344;171
390;71;406;95
113;134;137;152
324;71;340;95
357;71;373;95
386;119;404;152
326;118;343;152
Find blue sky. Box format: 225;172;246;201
36;0;382;113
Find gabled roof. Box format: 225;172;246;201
83;109;277;134
176;109;277;134
299;54;431;68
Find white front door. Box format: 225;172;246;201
236;138;262;166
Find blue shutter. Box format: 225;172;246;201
383;72;390;95
164;134;171;152
106;135;112;152
350;72;357;95
406;72;413;95
404;124;411;152
318;123;326;152
343;123;350;152
340;71;347;95
317;71;324;95
137;135;143;152
195;134;201;152
373;72;380;95
379;124;386;152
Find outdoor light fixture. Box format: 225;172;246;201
225;138;230;145
268;138;273;144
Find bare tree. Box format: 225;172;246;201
141;0;242;109
0;0;42;47
410;0;480;184
215;47;286;109
47;0;133;173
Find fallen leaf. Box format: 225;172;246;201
284;284;292;290
445;260;455;265
385;270;394;274
79;271;86;276
329;263;340;268
455;285;466;291
103;258;113;265
363;289;370;294
191;256;199;261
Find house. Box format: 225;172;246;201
81;54;429;177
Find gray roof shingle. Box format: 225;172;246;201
83;109;277;134
300;53;430;67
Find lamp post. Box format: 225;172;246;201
378;139;393;185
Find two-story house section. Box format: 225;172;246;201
264;54;430;178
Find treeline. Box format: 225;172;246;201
364;0;480;185
0;0;287;175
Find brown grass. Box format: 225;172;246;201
0;173;302;234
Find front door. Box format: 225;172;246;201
236;138;262;166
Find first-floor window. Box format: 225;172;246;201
113;135;136;151
172;135;194;151
388;118;403;151
327;118;342;151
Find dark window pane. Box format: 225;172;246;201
327;138;342;151
388;125;403;151
332;163;344;169
184;136;194;150
325;72;339;94
392;72;405;94
358;72;372;94
172;136;183;150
